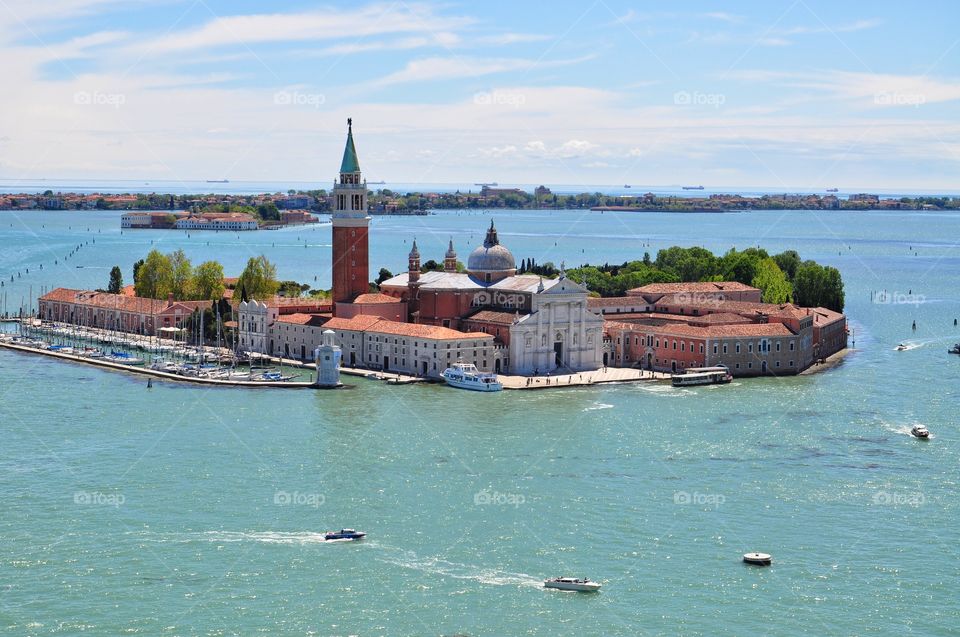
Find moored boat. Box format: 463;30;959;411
544;577;601;592
671;366;733;387
948;343;960;354
441;360;502;392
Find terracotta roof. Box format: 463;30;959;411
770;304;810;320
277;313;329;327
687;312;753;325
463;310;520;325
353;293;401;304
812;307;845;325
587;296;651;308
628;281;758;295
321;315;385;332
40;288;167;313
323;315;491;341
606;317;794;339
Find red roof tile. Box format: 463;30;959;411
353;293;401;304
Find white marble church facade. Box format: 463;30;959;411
507;274;606;375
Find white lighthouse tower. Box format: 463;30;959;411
314;329;342;387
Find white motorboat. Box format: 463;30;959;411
544;577;601;592
911;424;930;439
441;361;502;392
324;528;366;541
895;343;908;351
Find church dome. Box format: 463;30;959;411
467;221;516;275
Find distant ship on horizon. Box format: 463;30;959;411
368;180;386;185
206;179;229;183
826;188;839;192
682;185;704;190
475;182;498;187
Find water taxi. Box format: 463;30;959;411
544;577;601;592
324;528;366;541
671;366;733;387
911;425;930;439
896;343;908;351
948;343;960;355
441;361;502;392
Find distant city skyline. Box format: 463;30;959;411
1;0;958;189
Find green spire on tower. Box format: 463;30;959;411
340;117;361;174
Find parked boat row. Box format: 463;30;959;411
1;331;299;383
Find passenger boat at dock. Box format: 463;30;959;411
671;366;733;387
544;577;601;592
441;360;502;392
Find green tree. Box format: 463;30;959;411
235;255;279;301
191;260;225;301
792;261;843;311
107;266;124;294
168;249;193;301
132;259;145;285
375;268;393;285
277;280;310;297
134;249;173;299
752;258;792;304
773;250;801;280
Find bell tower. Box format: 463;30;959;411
331;118;370;313
408;239;420;284
444;238;457;272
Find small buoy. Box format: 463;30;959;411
743;552;772;566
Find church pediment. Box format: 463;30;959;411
541;276;588;295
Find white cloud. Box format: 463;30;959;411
129;3;474;55
729;69;960;106
783;18;882;35
477;33;551;45
368;54;594;87
701;12;743;23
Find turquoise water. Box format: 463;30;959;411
1;209;958;635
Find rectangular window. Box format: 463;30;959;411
723;344;727;354
736;343;740;354
713;344;718;354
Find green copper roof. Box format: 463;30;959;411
340;118;361;174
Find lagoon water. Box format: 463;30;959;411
1;208;958;635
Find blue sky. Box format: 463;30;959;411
1;0;958;189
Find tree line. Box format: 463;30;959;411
114;250;285;303
518;246;844;312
